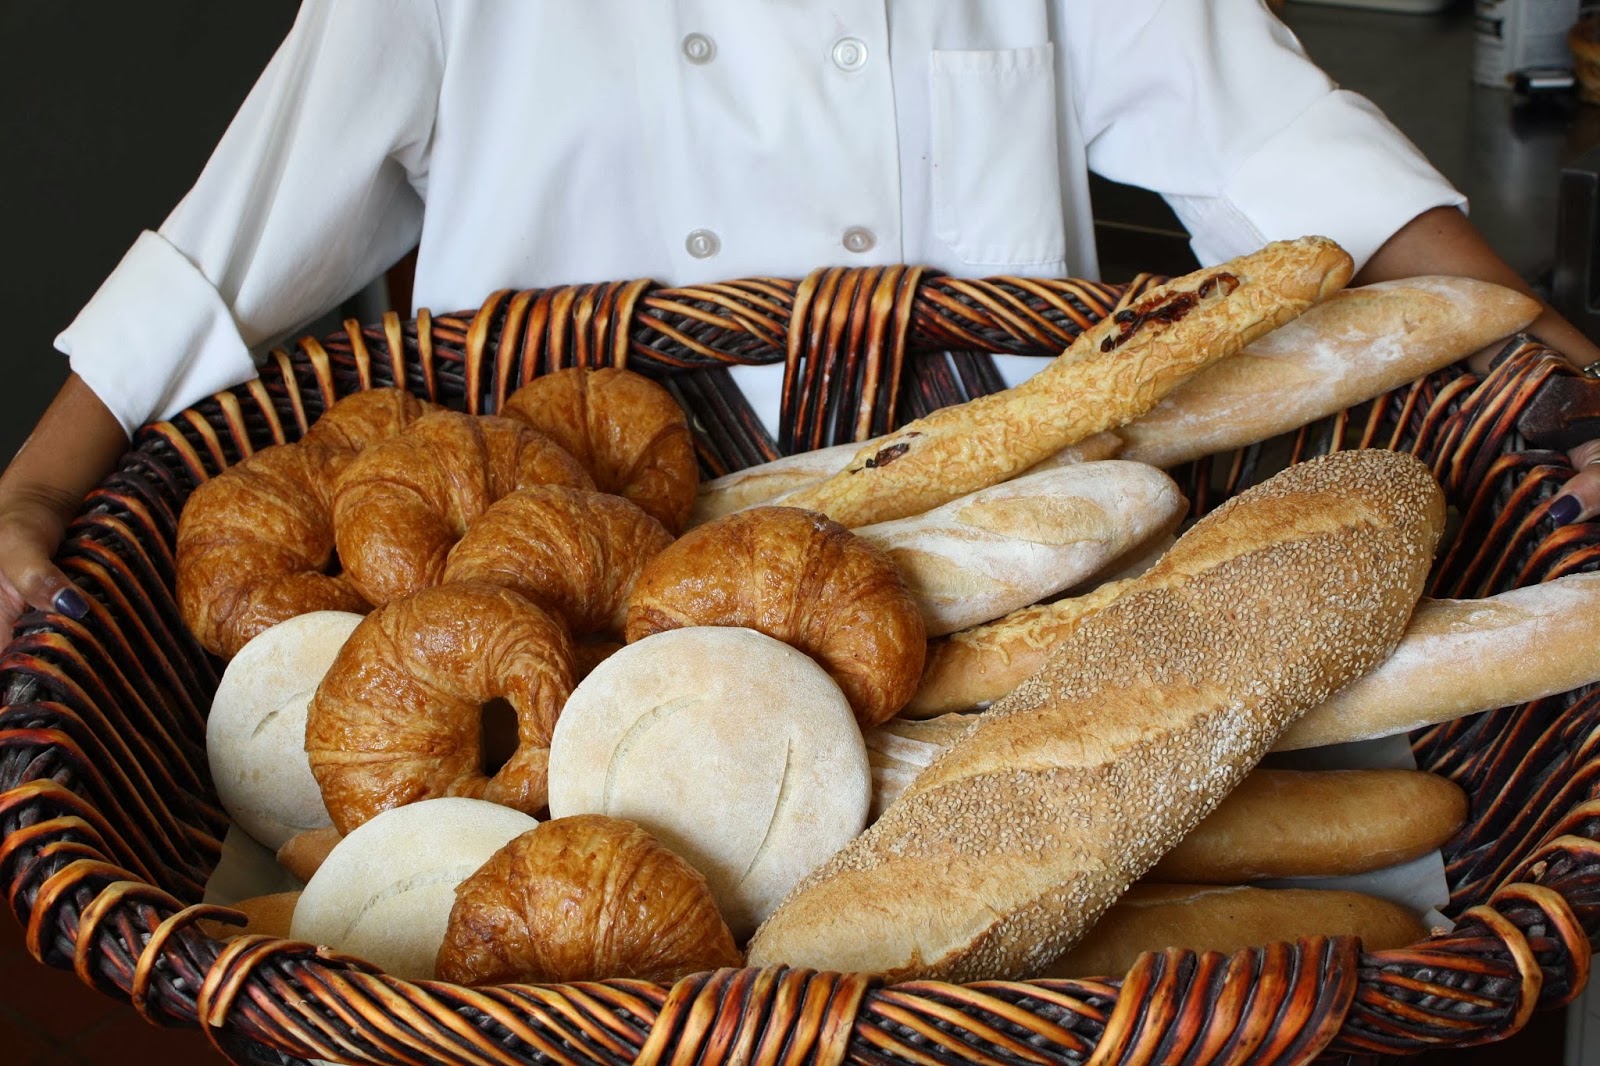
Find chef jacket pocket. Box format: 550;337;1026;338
930;44;1067;267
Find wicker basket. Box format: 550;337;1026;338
2;267;1598;1066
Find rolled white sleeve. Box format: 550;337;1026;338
1066;0;1465;272
55;0;442;435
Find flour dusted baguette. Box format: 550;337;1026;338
747;450;1444;982
780;237;1354;528
1040;884;1428;979
866;724;1466;879
1118;278;1540;469
689;432;1123;528
856;461;1184;636
1276;572;1600;750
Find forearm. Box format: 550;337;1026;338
1;374;129;520
1354;205;1600;372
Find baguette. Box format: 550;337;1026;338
866;724;1466;879
1276;572;1600;750
857;461;1184;636
689;432;1123;529
747;450;1444;982
1118;277;1542;469
780;237;1354;527
1040;884;1428;979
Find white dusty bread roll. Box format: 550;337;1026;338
290;798;538;980
855;461;1184;636
206;611;364;850
746;450;1444;982
1118;277;1542;469
1277;571;1600;750
780;237;1354;528
546;628;870;939
1040;884;1429;979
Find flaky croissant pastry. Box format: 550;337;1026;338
436;814;742;985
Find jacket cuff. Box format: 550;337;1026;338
1165;90;1467;274
54;230;258;437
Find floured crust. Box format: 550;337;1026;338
746;450;1444;983
782;237;1354;528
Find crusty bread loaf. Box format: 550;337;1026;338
276;827;342;883
690;432;1125;529
1148;769;1467;883
198;891;302;942
1276;571;1600;750
746;450;1444;982
1118;277;1541;469
1040;884;1428;979
856;461;1183;636
866;725;1466;879
779;237;1353;528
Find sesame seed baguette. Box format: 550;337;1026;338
746;450;1444;983
854;460;1185;637
779;237;1354;529
1039;884;1428;980
1117;276;1542;470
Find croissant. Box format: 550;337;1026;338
625;506;926;729
331;411;593;605
305;581;576;833
502;368;699;534
301;387;436;453
436;814;742;985
443;486;673;637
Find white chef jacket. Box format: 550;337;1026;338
57;0;1463;441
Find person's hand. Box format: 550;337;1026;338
1551;436;1600;525
0;373;130;636
0;487;87;630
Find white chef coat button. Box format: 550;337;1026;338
686;229;721;259
831;37;868;73
682;33;716;65
842;227;876;254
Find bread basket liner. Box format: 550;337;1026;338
1;267;1596;1066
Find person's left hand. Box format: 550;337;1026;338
1551;435;1600;525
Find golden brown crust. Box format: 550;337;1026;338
1148;769;1467;882
436;815;742;985
302;387;436;454
331;411;593;606
276;827;343;883
747;450;1444;983
443;487;673;637
625;506;926;729
305;581;576;834
502;368;699;534
177;442;371;660
782;237;1353;528
1041;884;1428;979
198;891;303;941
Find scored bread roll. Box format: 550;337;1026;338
780;237;1353;528
747;450;1444;982
856;461;1183;636
1118;277;1542;469
1276;572;1600;750
1147;769;1467;883
1040;884;1429;979
547;628;871;940
290;798;538;980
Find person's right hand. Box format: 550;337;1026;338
0;373;131;636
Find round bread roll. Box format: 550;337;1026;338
547;627;870;939
625;506;926;730
291;798;538;980
306;582;576;834
437;815;742;985
443;486;673;637
502;367;699;534
331;411;594;606
206;611;364;850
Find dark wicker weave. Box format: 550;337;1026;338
1;267;1597;1066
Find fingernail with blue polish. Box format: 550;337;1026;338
1549;495;1582;526
53;588;89;620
